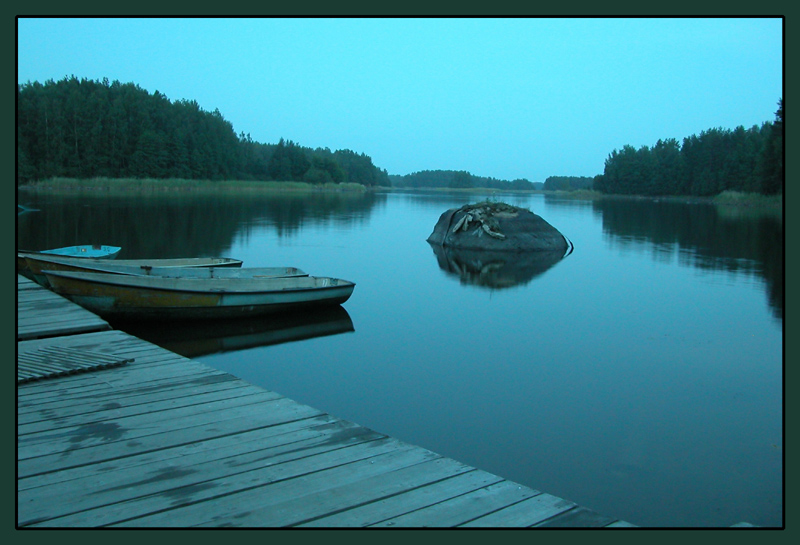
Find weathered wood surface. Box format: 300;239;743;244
17;274;110;340
17;345;133;383
17;285;634;528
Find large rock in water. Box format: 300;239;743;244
427;202;570;253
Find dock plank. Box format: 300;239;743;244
460;493;577;527
18;353;234;408
18;383;275;434
18;397;325;479
297;469;506;527
532;506;618;527
369;480;542;527
18;415;339;491
17;375;249;426
17;365;233;406
17;275;110;340
19;420;383;526
218;456;478;527
18;346;133;383
37;439;423;527
17;275;41;290
19;392;291;459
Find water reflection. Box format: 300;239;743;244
16;190;386;259
429;243;567;289
17;190;782;318
545;195;782;320
113;305;354;358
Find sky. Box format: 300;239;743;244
16;17;783;183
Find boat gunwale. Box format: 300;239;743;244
42;270;355;296
21;253;243;268
25;257;300;279
20;244;122;256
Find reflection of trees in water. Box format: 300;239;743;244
16;191;386;259
256;191;384;237
587;198;783;320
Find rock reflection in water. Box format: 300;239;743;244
429;243;567;289
112;305;354;358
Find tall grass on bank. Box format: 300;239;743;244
18;177;368;194
713;190;783;208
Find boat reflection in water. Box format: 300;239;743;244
114;305;354;358
429;243;569;289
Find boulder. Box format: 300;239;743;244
426;202;571;253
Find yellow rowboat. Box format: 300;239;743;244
44;270;355;320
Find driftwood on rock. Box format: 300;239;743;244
427;202;571;253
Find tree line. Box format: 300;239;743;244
389;170;539;190
16;76;390;187
593;100;783;197
542;176;594;192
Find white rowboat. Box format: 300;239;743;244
22;254;245;287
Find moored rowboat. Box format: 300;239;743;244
23;254;246;287
17;245;122;278
28;244;122;259
43;270;355;320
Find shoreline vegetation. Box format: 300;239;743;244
17;177;370;194
18;178;782;211
17;78;781;214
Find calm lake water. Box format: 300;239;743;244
16;189;783;528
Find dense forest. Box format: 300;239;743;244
17;77;783;197
389;170;539;190
16;76;390;187
542;176;594;192
593;100;783;197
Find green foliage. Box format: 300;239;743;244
595;100;783;197
16;77;389;188
267;138;310;182
449;170;474;189
756;99;783;195
332;149;390;187
543;176;595;192
391;170;535;191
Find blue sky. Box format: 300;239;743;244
16;17;783;183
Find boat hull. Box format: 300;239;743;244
41;245;122;259
44;270;355;320
23;255;246;287
17;245;121;279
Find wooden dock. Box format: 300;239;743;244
17;275;635;528
17;274;110;341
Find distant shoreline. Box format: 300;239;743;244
17;177;369;194
18;178;782;210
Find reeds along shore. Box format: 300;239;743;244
17;177;370;194
18;178;782;210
